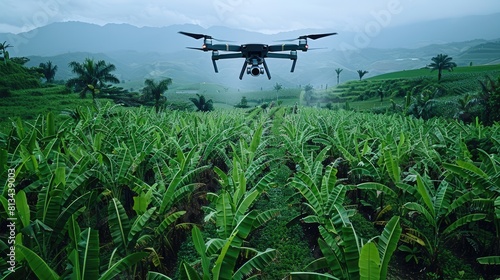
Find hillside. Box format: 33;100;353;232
325;64;500;112
0;20;499;90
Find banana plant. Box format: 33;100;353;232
290;163;352;234
180;226;276;280
181;161;278;279
290;216;401;280
401;173;487;269
443;151;500;258
15;225;148;280
205;159;278;240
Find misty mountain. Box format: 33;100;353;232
2;13;499;56
1;16;499;90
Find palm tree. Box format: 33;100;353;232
428;54;457;82
39;61;58;83
189;94;214;112
0;41;12;64
66;58;120;102
335;68;343;85
273;82;282;101
142;78;172;113
357;70;368;81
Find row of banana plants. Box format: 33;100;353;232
278;108;499;278
0;103;276;279
1;103;499;279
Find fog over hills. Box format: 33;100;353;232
1;13;499;90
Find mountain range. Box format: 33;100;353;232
1;13;499;90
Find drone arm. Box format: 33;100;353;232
210;44;242;52
267;53;294;59
268;44;299;52
211;52;243;74
214;53;244;60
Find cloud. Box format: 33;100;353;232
1;0;500;34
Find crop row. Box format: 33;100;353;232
0;103;499;279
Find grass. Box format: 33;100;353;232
368;64;500;80
321;64;500;112
0;85;107;132
2;63;499;133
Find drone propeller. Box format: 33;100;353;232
179;31;233;42
277;32;338;42
300;32;337;40
307;47;328;50
186;47;207;51
179;31;211;40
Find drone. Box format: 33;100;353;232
179;31;337;80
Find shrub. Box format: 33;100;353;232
0;87;11;97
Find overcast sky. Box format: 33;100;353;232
1;0;500;34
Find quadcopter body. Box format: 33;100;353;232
179;31;337;80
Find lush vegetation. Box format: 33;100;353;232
1;44;500;279
1;101;499;279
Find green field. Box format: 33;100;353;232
1;54;500;280
1;104;499;279
322;64;500;113
368;64;500;80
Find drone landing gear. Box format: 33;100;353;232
291;58;297;72
212;59;218;73
239;58;271;80
262;58;271;79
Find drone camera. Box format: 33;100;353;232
247;66;264;76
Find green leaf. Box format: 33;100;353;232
288;272;340;279
16;244;60;280
191;226;210;279
79;228;100;280
477;256;500;265
132;193;150;215
67;215;82;279
234;190;259;220
404;202;436;229
99;252;148;280
180;262;202;280
356;182;397;198
341;224;361;279
233;248;276;280
495;197;500;219
442;214;487;236
128;207;156;247
378;216;401;279
359;242;380;280
45;111;55;137
212;231;238;280
156;211;186;234
415;175;435;217
108;198;130;254
147;271;173;280
383;148;400;183
253;209;280;229
15;190;30;229
216;192;234;239
317;238;345;278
